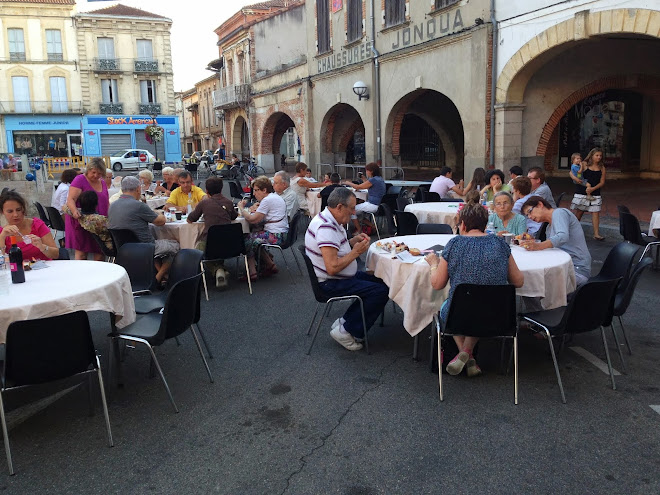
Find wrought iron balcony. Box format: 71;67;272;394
0;100;83;114
9;52;26;62
213;84;250;109
134;58;159;73
139;103;161;115
93;57;121;72
47;53;64;62
99;102;123;114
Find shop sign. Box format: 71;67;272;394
391;9;464;50
317;41;372;74
14;119;75;127
87;116;176;126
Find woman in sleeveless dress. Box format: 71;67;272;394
570;147;606;241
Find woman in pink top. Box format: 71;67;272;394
0;190;60;260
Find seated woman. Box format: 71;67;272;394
153;167;179;196
238;176;289;280
138;169;156;195
64;190;113;252
425;202;524;376
0;190;60;260
488;191;527;236
480;169;511;203
343;162;386;234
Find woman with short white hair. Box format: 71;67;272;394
138;169;155;194
154;166;179;196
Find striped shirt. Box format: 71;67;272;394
305;207;357;282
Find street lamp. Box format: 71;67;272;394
149;112;159;163
353;81;369;101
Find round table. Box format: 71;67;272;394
366;234;576;336
146;196;168;210
648;210;660;237
0;260;136;344
404;202;463;229
306;188;368;218
152;218;250;249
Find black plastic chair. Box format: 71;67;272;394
522;278;621;403
34;202;50;228
617;205;630;236
45;206;65;242
298;245;369;355
611;257;653;356
110;273;213;413
1;311;113;475
423;192;441;203
108;228;140;251
202;223;252;299
115;242;155;294
394;210;419;236
57;247;70;260
185;162;199;180
228;180;249;204
620;212;660;264
396;197;413;211
152;161;163;178
432;284;518;404
416;223;453;235
260;211;303;283
590;242;639;287
134;249;213;359
555;191;566;208
90;232;117;262
376;203;396;237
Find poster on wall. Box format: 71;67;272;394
332;0;343;13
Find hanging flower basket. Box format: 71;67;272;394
144;124;164;145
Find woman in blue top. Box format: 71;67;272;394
344;162;386;234
425;202;524;377
488;191;527;235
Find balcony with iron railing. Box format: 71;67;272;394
99;102;123;114
0;100;83;114
92;57;168;74
134;58;159;73
9;52;26;62
213;84;250;109
138;103;161;115
93;57;122;72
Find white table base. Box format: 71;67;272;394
649;210;660;237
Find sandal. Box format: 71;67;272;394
593;235;605;241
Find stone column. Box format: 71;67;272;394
494;103;525;171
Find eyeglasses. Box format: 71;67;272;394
494;201;510;208
524;205;536;218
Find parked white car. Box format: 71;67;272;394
109;149;155;171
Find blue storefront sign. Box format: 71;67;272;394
4;115;82;156
82;114;181;163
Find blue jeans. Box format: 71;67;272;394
319;272;389;338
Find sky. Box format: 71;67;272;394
76;0;255;91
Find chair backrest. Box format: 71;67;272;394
152;162;163;171
620;212;644;245
440;198;463;203
595;242;639;285
116;242;155;293
34;202;50;227
387;185;402;196
555;191;566;208
45;206;65;231
167;248;204;288
297;244;329;303
396;197;412;211
155;273;202;344
444;284;517;338
205;223;245;260
228;180;244;200
617;205;631;236
90;232;117;258
108;228;140;251
280;211;302;249
57;247;70;260
424;192;441;203
185;162;199;172
394;210;419;236
537;222;549;242
416;223;453;235
561;278;621;334
614;257;652;316
378;203;396;236
4;311;96;388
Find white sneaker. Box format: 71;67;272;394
330;325;363;351
215;268;228;288
331;317;346;330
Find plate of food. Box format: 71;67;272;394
512;232;534;245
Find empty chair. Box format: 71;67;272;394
185;162;199;180
202;223;252;299
0;311;113;475
394;210;419;236
45;206;65;243
554;191;566;208
433;284;518;404
260;211;303;282
298;245;369;355
416;223;454;235
34;202;50;227
620;212;660;263
115;242;155;294
423;192;441;203
617;205;630;236
229;180;249;204
522;278;621;403
396;197;412;211
376;203;396;237
590;241;639;286
110;274;213;413
108;228;140;251
152;161;163;178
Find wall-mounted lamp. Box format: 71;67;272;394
353;81;369;101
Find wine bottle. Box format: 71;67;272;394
8;236;25;284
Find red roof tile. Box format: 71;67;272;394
83;3;170;20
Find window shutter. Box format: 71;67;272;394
317;0;330;53
347;0;362;42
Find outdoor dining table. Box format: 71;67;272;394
648;210;660;237
0;260;136;344
386;180;432;188
152;217;250;249
146;196;168;210
306;187;368;218
365;234;576;336
404;202;463;230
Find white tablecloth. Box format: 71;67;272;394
404;202;463;229
366;234;576;336
0;260;136;343
306;188;368;218
152;218;250;249
147;196;168;210
649;210;660;237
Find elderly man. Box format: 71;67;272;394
164;170;206;213
305;187;389;351
527;167;556;208
106;169;120;197
273;171;299;220
108;176;179;284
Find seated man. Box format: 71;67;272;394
318;172;345;211
429;166;465;198
164;170;206;213
304;187;389;352
273;171;299;220
108;176;179;284
527;166;556;208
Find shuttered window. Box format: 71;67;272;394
8;29;26;61
435;0;459;9
347;0;362;43
316;0;330;54
46;30;63;61
385;0;405;27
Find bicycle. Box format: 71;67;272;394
229;157;265;180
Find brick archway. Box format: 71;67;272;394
497;8;660;104
536;74;660;158
260;111;296;156
320;103;365;155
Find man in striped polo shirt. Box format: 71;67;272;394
305;187;389;351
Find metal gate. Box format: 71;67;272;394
399;114;444;169
135;131;165;160
100;133;131;156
